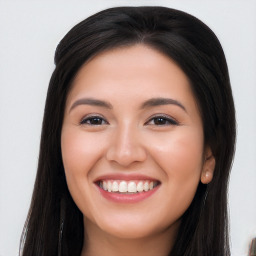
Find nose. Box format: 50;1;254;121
106;124;147;167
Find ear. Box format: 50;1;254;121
201;146;216;184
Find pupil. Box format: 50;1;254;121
155;118;166;125
91;118;102;125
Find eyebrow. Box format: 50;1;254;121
140;97;186;112
69;97;186;113
69;98;113;112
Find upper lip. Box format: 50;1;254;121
94;173;160;183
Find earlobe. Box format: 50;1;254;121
201;147;216;184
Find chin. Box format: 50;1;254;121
89;212;180;240
101;225;160;240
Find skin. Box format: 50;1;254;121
61;44;215;256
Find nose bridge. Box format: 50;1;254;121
106;121;146;166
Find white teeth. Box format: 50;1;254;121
107;181;112;192
136;181;144;192
103;181;107;190
127;181;137;193
119;181;128;193
112;181;119;192
143;182;149;191
100;180;159;193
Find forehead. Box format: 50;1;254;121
64;44;202;128
68;44;193;101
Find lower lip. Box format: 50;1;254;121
97;185;160;203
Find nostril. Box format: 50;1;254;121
106;144;147;167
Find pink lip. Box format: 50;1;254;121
94;173;161;204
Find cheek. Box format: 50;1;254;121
61;128;104;176
148;128;204;211
61;128;105;213
151;127;204;175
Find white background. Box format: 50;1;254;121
0;1;255;255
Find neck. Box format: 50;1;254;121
81;218;180;256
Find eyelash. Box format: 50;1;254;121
80;115;109;126
145;114;179;126
80;114;179;126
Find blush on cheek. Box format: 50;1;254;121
61;131;100;173
155;143;203;177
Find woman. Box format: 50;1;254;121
20;6;236;256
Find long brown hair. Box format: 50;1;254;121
20;6;236;256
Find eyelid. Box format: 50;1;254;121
145;114;179;126
79;113;179;126
80;114;109;125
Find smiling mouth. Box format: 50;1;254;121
96;180;160;194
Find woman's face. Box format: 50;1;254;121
61;44;214;240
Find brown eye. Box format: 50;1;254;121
146;115;179;126
80;116;108;125
153;117;169;125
